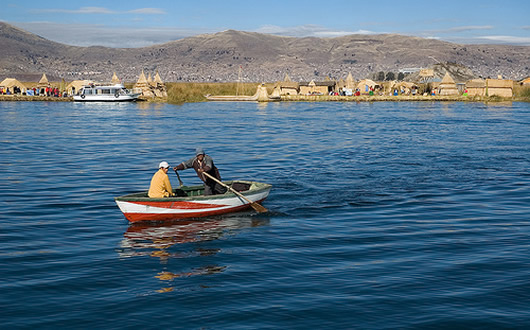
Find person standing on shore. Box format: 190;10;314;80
173;148;227;196
148;161;175;198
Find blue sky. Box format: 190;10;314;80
2;0;530;48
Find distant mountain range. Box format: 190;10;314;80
1;22;529;83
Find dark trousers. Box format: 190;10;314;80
204;181;227;195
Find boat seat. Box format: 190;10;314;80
231;182;250;192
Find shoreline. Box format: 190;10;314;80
0;94;527;103
0;95;73;102
280;94;521;102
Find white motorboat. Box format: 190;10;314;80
73;84;141;102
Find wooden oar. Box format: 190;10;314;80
202;172;268;213
173;169;184;187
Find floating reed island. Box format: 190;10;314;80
167;71;530;103
2;71;530;103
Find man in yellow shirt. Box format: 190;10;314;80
148;161;175;198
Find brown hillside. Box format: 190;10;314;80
0;22;528;83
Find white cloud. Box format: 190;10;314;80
15;22;205;48
447;25;494;32
127;8;166;15
33;7;165;15
35;7;115;14
477;35;530;45
428;25;494;34
255;24;377;38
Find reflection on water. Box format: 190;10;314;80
118;213;270;293
119;213;270;256
136;101;168;111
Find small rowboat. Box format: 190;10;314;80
115;180;271;222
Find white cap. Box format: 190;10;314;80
159;161;170;169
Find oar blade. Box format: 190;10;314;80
250;202;268;213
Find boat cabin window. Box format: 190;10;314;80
95;89;109;95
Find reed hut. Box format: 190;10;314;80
153;71;168;98
336;72;356;95
134;70;167;98
356;79;379;94
299;80;335;95
391;81;418;95
438;72;459;96
38;73;49;85
486;79;513;97
465;79;486;96
36;73;50;93
419;69;435;83
66;80;93;95
0;78;27;94
111;72;120;84
277;73;299;95
345;72;356;90
134;70;153;97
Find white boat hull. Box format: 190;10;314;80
73;83;141;102
73;94;140;102
115;181;271;222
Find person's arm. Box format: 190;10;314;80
174;157;194;171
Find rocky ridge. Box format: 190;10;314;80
0;22;528;83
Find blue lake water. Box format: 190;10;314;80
1;100;529;328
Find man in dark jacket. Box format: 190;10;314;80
173;147;227;195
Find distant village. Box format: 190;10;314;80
275;69;528;98
0;70;168;99
1;67;530;100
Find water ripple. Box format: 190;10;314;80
1;101;529;328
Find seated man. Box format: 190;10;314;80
148;161;175;198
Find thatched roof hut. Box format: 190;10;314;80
390;81;418;95
0;78;27;92
152;71;167;98
345;72;356;90
154;71;163;85
134;70;152;97
66;80;93;95
299;80;336;95
111;72;120;84
135;70;148;86
277;73;299;95
486;79;513;97
37;73;50;89
438;72;459;95
134;70;167;98
38;73;49;84
465;79;486;96
356;79;379;94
